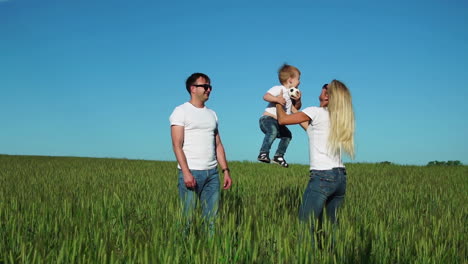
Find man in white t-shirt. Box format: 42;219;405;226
169;72;232;234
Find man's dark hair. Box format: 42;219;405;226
185;73;211;94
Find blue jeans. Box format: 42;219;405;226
259;115;292;157
299;168;346;235
178;168;220;234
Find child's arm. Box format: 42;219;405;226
263;92;286;106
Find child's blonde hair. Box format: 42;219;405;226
278;64;301;85
327;80;355;159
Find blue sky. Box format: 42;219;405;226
1;0;467;165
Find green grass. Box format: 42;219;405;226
0;155;466;263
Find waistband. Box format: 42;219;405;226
310;167;346;173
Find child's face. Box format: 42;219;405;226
287;73;301;88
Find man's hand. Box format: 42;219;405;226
184;173;196;189
223;172;232;190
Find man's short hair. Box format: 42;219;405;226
186;73;211;94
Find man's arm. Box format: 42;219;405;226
171;125;196;188
215;130;232;190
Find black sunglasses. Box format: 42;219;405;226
193;84;212;91
322;84;328;90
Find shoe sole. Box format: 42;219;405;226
257;159;270;163
272;160;289;168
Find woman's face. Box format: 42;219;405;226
319;84;329;107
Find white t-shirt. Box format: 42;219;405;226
169;102;218;170
264;85;293;116
302;106;344;170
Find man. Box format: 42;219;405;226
169;72;232;234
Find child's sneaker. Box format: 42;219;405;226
257;153;270;163
273;156;289;168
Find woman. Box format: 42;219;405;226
276;80;355;237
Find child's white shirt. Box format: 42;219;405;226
263;85;293;116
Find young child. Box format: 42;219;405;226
257;64;302;167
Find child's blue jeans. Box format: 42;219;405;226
259;115;292;157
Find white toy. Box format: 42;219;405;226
288;87;300;98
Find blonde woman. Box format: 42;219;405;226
276;80;355;237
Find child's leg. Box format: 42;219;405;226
259;116;279;156
275;125;292;157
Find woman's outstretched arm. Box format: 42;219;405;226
276;104;310;126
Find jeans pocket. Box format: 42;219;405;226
312;170;337;195
312;170;335;181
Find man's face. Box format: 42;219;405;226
191;77;212;102
319;84;329;107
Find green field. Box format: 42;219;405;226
0;155;466;263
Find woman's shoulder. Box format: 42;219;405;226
303;106;327;112
302;106;328;118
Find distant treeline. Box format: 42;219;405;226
378;160;463;166
426;160;463;166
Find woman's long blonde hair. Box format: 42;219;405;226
327;80;355;159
